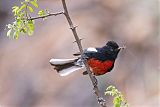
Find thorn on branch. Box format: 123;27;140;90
73;38;84;43
70;25;78;30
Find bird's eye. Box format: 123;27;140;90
110;48;113;51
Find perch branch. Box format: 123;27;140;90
61;0;106;106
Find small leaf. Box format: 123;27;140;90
114;103;120;107
15;19;21;28
13;31;19;39
113;97;121;107
12;6;19;10
27;20;34;35
7;24;13;29
7;29;12;37
30;1;38;8
12;6;19;16
25;0;30;2
20;27;27;33
21;1;24;4
19;4;26;12
38;10;45;16
19;12;25;18
28;6;33;12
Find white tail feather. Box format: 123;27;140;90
49;58;85;76
59;66;85;76
49;58;76;65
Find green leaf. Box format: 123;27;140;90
38;10;46;19
113;96;121;107
7;24;13;29
15;19;21;28
13;31;19;39
19;12;25;18
30;1;38;8
28;6;33;12
19;4;26;12
12;6;19;10
114;103;120;107
20;28;27;34
12;6;19;16
38;10;45;16
7;29;12;37
105;85;129;107
21;1;24;4
27;20;34;35
25;0;30;2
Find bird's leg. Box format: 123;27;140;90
81;53;89;60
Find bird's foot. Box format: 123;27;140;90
81;54;89;61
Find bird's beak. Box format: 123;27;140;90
117;45;126;51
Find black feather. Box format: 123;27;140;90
53;62;75;72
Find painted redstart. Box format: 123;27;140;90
50;41;123;76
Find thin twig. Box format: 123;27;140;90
61;0;106;107
25;2;29;20
28;12;64;20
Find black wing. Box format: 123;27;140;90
83;48;108;61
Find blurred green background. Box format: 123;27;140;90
0;0;159;107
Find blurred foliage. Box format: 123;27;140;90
6;0;51;39
6;0;38;39
105;85;128;107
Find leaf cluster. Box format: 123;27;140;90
6;0;46;39
105;85;129;107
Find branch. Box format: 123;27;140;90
61;0;106;106
27;11;64;20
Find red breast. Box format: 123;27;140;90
87;58;114;76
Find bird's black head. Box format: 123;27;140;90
106;41;119;50
102;41;121;60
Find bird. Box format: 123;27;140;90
49;41;124;76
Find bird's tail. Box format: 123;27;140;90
49;58;84;76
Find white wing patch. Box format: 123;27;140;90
87;47;98;52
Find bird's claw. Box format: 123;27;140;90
81;54;89;61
